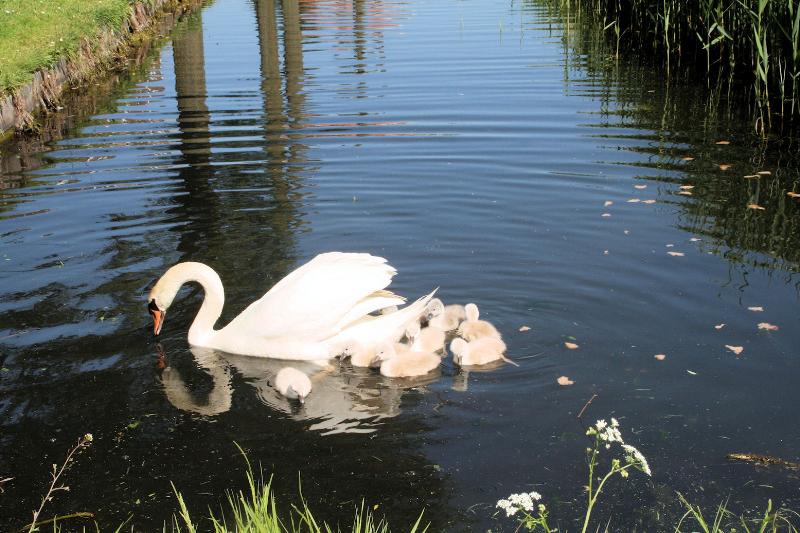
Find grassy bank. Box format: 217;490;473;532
0;0;138;92
539;0;800;127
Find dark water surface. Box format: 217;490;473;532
1;0;799;530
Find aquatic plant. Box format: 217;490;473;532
536;0;800;130
495;418;651;532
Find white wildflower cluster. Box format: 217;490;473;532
587;418;623;449
622;444;652;476
496;491;543;517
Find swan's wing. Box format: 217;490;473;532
226;252;400;340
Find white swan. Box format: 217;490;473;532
147;253;435;360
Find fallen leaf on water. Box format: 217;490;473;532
715;140;731;145
682;156;695;161
627;198;641;203
623;230;630;235
718;164;732;171
557;376;574;386
725;345;744;355
604;200;613;207
667;251;685;257
748;306;764;312
654;354;666;361
564;342;579;350
666;243;674;247
757;170;771;176
634;184;647;189
680;185;695;190
715;323;726;330
602;213;612;217
747;204;765;210
678;191;693;196
743;174;759;179
757;322;779;331
603;250;609;255
788;192;800;198
642;199;656;204
519;326;531;332
690;237;701;242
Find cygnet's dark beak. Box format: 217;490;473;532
148;299;165;336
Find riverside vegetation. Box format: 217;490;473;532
17;424;799;532
539;0;800;130
0;0;141;92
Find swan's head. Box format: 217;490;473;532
464;303;479;321
425;298;445;321
449;338;468;364
148;271;182;336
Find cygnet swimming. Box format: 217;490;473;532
425;298;466;331
341;341;381;368
450;337;518;367
275;367;312;402
457;303;502;341
406;322;446;353
378;343;441;378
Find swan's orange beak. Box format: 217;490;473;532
148;299;164;336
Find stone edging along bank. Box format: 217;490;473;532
0;0;204;140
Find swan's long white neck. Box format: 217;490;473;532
152;262;225;346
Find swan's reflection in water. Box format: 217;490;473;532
158;345;442;434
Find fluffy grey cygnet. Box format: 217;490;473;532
449;337;518;367
275;367;312;402
457;303;502;341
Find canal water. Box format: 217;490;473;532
1;0;799;530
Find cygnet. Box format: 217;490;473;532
341;341;381;368
406;322;446;353
378;343;441;378
450;337;518;367
425;298;466;331
275;367;312;402
457;303;502;341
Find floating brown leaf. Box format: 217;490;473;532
743;174;759;179
757;322;779;331
725;345;744;355
682;156;695;161
757;170;771;176
601;213;612;217
747;204;765;210
604;200;614;207
642;199;656;204
667;251;685;257
678;191;693;196
557;376;574;386
654;354;666;361
718;164;732;171
634;184;647;189
715;140;731;145
680;185;695;190
627;198;641;203
715;323;726;330
564;342;579;350
748;306;764;312
519;326;531;332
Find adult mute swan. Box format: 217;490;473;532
148;252;435;360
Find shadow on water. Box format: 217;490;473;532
0;3;454;531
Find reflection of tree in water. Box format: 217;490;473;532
526;0;800;273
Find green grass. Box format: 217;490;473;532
0;0;136;92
